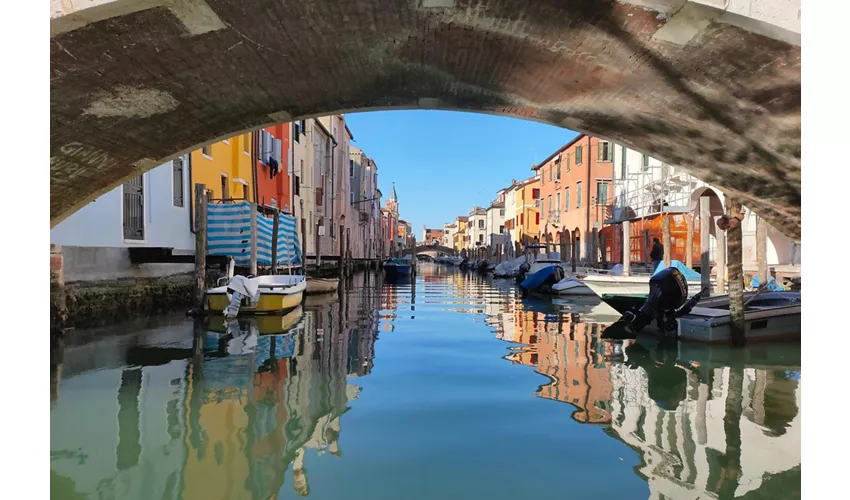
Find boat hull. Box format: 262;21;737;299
582;275;704;299
206;276;306;315
383;265;411;279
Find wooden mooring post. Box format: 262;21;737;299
715;216;727;295
662;215;672;268
271;209;280;275
726;198;745;346
249;203;258;276
194;184;208;312
686;213;694;270
699;196;711;297
622;220;631;276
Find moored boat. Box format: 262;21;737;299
383;258;412;279
677;291;801;343
206;274;306;317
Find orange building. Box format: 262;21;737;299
255;123;292;212
533;134;615;260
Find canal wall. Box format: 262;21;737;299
50;244;219;329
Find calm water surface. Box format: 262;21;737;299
50;264;801;500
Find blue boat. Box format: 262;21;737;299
383;258;412;280
520;265;566;295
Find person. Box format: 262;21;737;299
650;237;664;271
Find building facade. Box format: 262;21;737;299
467;207;487;250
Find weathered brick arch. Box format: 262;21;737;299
50;0;801;237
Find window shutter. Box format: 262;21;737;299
274;138;282;163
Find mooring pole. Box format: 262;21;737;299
249;203;258;276
700;196;711;297
622;220;631;276
686;213;694;270
727;198;745;346
715;215;727;295
571;231;578;273
194;184;208;312
662;215;672;268
271;208;280;275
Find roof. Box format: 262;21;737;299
533;133;587;170
489;201;505;209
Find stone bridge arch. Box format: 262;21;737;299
410;245;458;257
50;0;801;237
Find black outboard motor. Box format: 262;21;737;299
608;267;703;338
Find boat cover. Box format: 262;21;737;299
652;260;701;281
521;266;558;290
494;256;526;276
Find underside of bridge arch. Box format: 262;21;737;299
50;0;801;238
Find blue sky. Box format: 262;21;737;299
345;110;578;233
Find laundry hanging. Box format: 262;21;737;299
268;157;279;179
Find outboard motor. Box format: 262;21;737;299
223;275;259;319
609;267;703;338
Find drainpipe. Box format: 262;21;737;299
290;122;296;217
252;130;260;204
188;152;195;233
586;135;592;260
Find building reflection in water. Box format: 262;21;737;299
482;281;801;499
50;269;800;500
50;273;380;500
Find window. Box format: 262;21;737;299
350;159;355;177
478;219;484;229
577;181;582;207
535;212;540;225
556;158;561;180
242;183;249;201
549;165;553;182
555;192;560;213
202;145;212;157
565;155;571;172
172;157;184;207
220;174;229;201
597;182;608;206
532;188;540;199
547;195;552;215
642;153;650;170
478;234;484;243
350;192;354;203
294;175;301;196
598;141;612;162
499;225;504;233
575;145;583;165
243;134;251;154
565;187;570;212
293;122;300;143
499;209;505;216
520;213;524;226
541;168;545;186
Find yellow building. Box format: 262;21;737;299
452;216;468;252
191;133;256;204
512;176;541;245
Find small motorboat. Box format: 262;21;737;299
306;277;339;294
206;274;306;318
602;266;801;343
582;260;708;299
520;265;566;295
383;258;412;279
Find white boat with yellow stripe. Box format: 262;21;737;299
207;274;306;317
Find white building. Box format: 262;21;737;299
50;157;194;281
467;207;487;250
485;201;506;250
608;144;800;272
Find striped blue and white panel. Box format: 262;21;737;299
207;202;252;266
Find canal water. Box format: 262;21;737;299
50;264;801;500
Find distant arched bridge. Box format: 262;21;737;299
407;245;457;258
